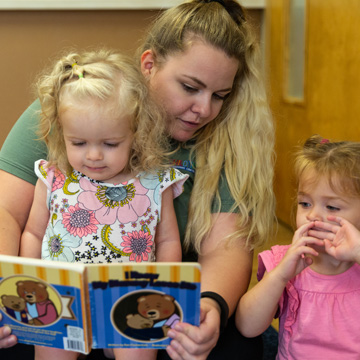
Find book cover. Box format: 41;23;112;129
86;262;201;350
0;255;201;353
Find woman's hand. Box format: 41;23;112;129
0;314;17;348
165;213;251;358
313;216;360;263
166;298;220;360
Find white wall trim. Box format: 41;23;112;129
0;0;265;10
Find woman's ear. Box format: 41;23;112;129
140;50;155;78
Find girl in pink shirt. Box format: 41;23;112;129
236;135;360;360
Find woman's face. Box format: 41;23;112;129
141;41;239;142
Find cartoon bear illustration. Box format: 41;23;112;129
126;314;154;329
1;295;29;324
123;310;170;340
137;294;180;330
16;280;58;326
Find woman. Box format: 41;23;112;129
0;1;274;358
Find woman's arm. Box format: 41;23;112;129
0;100;45;347
0;172;36;348
198;213;252;314
20;180;49;259
166;212;251;360
0;171;36;255
154;187;182;262
0;100;45;256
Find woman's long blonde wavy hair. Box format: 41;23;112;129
37;49;169;175
138;0;275;252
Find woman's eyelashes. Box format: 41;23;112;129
213;92;228;101
182;83;198;93
182;83;229;101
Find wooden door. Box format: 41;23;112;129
266;0;360;225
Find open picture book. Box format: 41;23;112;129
0;254;201;354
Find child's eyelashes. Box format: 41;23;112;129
72;142;85;146
105;143;119;148
298;201;311;208
298;201;340;212
326;205;340;211
70;142;119;148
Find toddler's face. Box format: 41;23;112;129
296;170;360;232
60;97;134;184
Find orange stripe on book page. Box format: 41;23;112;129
100;265;109;282
171;266;180;282
36;266;47;281
194;267;201;282
60;269;70;285
14;264;23;274
146;264;156;274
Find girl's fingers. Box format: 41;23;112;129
293;234;324;249
326;215;345;225
323;239;336;257
293;222;316;241
296;243;319;257
308;229;334;241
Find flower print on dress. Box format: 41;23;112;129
38;160;65;192
42;221;82;262
52;168;66;191
140;172;163;205
121;230;153;262
77;177;150;225
140;169;178;205
62;203;99;237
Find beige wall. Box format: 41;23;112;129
1;9;262;148
0;10;157;147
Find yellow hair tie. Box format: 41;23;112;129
71;61;83;78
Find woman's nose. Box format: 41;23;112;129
191;95;212;118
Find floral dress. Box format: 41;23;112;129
35;160;188;264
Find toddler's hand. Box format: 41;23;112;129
313;216;360;263
274;222;324;283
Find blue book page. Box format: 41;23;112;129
87;262;201;349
